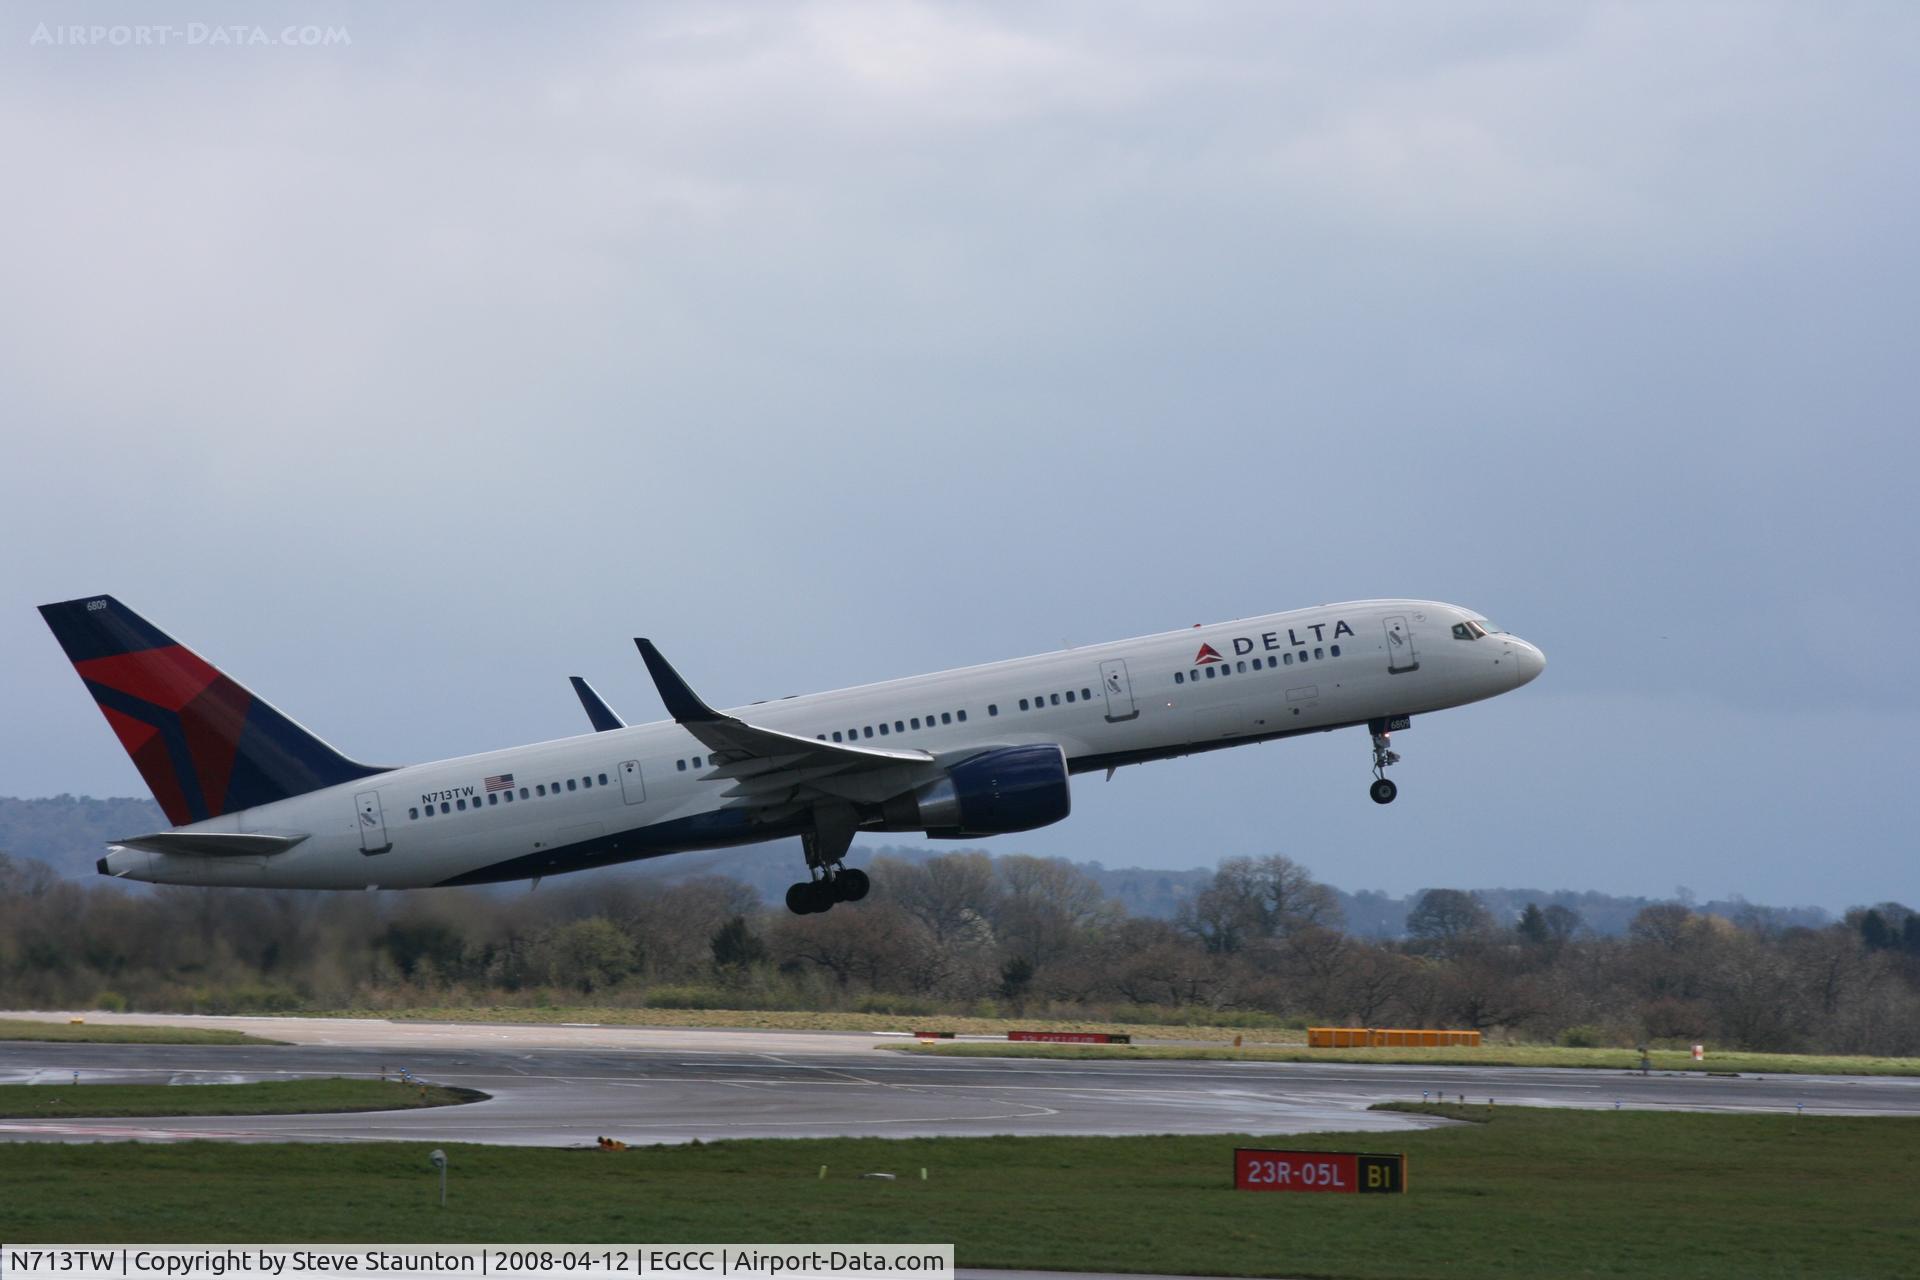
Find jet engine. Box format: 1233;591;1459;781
880;744;1071;838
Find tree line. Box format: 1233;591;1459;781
2;850;1916;1055
0;797;1838;938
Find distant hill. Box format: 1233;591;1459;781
0;795;1831;935
1337;884;1830;938
0;795;166;880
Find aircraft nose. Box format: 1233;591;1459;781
1511;638;1546;687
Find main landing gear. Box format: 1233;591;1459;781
1367;719;1403;805
785;814;870;915
785;865;869;915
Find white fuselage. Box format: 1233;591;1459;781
100;599;1543;889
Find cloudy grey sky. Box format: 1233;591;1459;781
3;2;1914;910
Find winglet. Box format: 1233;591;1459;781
569;676;626;732
634;639;723;723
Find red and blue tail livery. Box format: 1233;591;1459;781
37;595;386;826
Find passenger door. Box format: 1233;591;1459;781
355;791;391;855
1383;615;1419;674
1099;659;1139;722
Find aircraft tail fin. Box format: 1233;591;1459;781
38;595;388;826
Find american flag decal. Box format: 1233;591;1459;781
485;773;515;792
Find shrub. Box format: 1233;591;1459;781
644;984;812;1011
852;994;940;1017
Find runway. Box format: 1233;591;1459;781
2;1014;1916;1146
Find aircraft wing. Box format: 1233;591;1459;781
634;639;933;813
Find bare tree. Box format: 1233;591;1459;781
769;903;927;991
992;854;1110;969
1178;855;1341;953
1322;946;1413;1025
1628;903;1698;951
1405;889;1493;956
880;853;1002;946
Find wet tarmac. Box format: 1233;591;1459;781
1;1013;1914;1146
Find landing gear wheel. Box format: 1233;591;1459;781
790;811;858;915
787;881;837;914
835;868;870;902
1370;778;1398;805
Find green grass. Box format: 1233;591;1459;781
887;1040;1920;1076
1;1111;1916;1278
319;1004;1300;1043
0;1018;284;1046
0;1079;481;1119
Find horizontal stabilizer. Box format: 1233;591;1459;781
110;831;309;858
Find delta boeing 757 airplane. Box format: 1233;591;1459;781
40;595;1543;913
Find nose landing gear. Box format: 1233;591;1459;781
1367;717;1405;804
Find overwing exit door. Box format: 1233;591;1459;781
1384;615;1419;674
1100;659;1139;722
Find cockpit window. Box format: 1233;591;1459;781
1452;621;1490;640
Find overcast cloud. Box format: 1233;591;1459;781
2;2;1913;909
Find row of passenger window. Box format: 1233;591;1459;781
668;649;1343;780
672;705;986;773
675;704;989;772
407;772;611;820
405;645;1358;810
1174;645;1341;685
819;707;973;745
1019;686;1094;711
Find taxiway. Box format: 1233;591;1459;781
2;1014;1915;1146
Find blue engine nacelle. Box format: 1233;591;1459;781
882;744;1072;838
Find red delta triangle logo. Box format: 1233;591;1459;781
1193;643;1225;665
